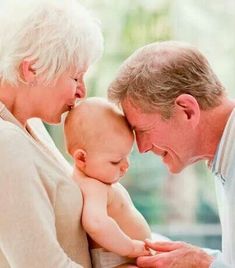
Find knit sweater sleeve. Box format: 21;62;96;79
0;127;82;268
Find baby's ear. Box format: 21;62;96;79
73;149;87;170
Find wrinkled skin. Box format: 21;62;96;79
137;240;214;268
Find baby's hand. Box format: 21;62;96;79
127;240;151;258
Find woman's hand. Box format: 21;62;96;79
137;240;214;268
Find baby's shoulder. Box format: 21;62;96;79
108;182;131;202
111;182;129;194
80;176;109;195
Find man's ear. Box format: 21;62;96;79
20;59;36;83
175;94;200;127
73;149;87;170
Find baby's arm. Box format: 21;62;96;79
81;179;149;257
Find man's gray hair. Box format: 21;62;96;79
0;0;103;85
108;41;225;118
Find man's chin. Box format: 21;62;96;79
166;164;184;174
162;154;185;174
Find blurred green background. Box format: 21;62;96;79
47;0;235;250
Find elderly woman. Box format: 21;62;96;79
0;0;103;267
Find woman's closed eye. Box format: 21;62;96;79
110;160;121;165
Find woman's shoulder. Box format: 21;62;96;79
0;118;50;148
0;119;24;139
0;117;18;129
0;119;33;154
27;118;54;145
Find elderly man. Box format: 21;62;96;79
108;41;235;268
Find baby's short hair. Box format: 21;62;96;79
64;97;132;155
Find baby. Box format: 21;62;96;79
64;97;151;268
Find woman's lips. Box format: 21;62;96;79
68;104;74;111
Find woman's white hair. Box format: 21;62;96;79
0;0;103;85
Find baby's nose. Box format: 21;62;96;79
120;160;129;175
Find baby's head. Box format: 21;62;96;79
64;97;134;184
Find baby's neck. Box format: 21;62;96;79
73;166;88;180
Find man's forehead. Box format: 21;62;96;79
121;98;156;129
122;98;142;113
121;99;140;125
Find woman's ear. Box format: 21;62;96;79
20;59;36;84
175;94;200;127
73;149;87;170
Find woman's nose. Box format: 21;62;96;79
76;80;86;99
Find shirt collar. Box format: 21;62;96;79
211;108;235;174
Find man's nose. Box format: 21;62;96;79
136;133;150;153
